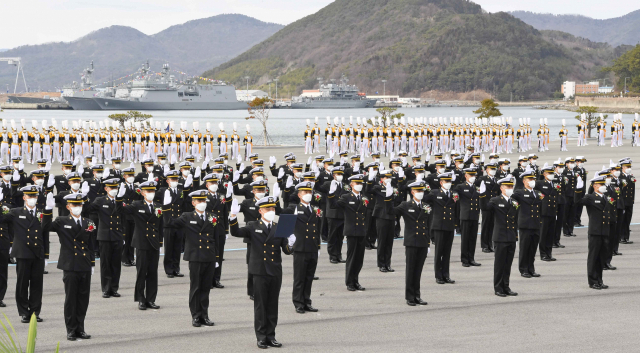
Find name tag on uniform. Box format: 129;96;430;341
595;200;601;203
59;181;65;183
297;211;305;215
524;194;529;197
19;216;26;219
139;209;146;213
464;189;469;192
256;229;263;233
90;183;96;186
499;204;505;207
349;201;355;204
437;196;442;199
190;221;197;224
64;225;72;229
543;186;548;189
103;205;110;208
249;207;255;210
408;209;415;212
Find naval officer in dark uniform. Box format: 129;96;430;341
424;172;457;284
453;167;481;267
511;169;542;278
229;196;294;349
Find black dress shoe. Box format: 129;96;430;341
102;292;110;298
257;341;268;349
122;262;132;267
406;300;416;306
35;316;43;322
174;272;185;277
249;295;254;300
267;339;282;348
304;305;318;312
521;273;532;278
295;307;306;314
556;243;565;248
138;302;147;310
43;270;48;274
67;332;77;341
462;263;470;267
469;261;482;266
379;267;388;273
415;298;428;305
365;246;372;250
436;279;445;284
192;318;202;327
624;240;633;244
166;274;175;278
444;278;455;284
505;290;518;296
541;257;552;262
531;272;541;277
599;283;609;289
213;281;225;288
0;300;5;307
386;266;395;272
604;264;617;270
313;276;319;280
347;285;356;291
111;292;121;298
589;284;602;290
20;316;29;323
495;291;507;297
613;251;622;256
202;318;215;326
338;257;346;263
370;245;377;249
482;248;491;253
330;258;339;264
146;302;160;309
76;332;91;339
130;261;136;266
548;257;557;261
563;233;571;237
355;283;366;291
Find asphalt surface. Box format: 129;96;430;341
2;139;640;352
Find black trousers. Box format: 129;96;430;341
612;209;625;254
518;229;539;275
163;229;182;275
326;218;344;261
480;210;494;250
214;232;226;283
394;214;402;237
433;230;454;280
587;234;608;286
15;258;44;317
493;242;516;293
460;220;479;264
554;203;565;244
188;261;215;320
99;240;122;294
88;213;99;257
575;197;584;224
345;236;365;287
292;251;318;309
622;206;633;241
320;212;328;241
539;216;555;258
121;219;135;264
405;246;428;302
365;209;377;247
376;218;395;267
134;248;159;303
62;270;91;334
563;199;575;235
246;245;253;296
253;274;282;342
0;248;9;301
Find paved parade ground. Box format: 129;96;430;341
2;140;640;352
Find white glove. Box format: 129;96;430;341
47;175;55;188
163;164;170;174
215;262;219;268
272;182;281;198
452;172;456;182
368;172;375;181
288;234;296;247
233;170;240;182
329;180;338;194
130;162;135;169
398;169;405;178
91;267;94;275
184;174;193;188
45;259;48;267
45;160;51;172
307;156;312;165
73;155;80;166
147;173;154;182
385;185;393;197
202;158;209;170
0;187;3;202
479;180;486;194
194;167;201;179
286;175;293;189
9;247;11;254
225;234;228;240
576;176;584;189
239;163;245;173
45;193;55;210
117;183;126;198
269;156;276;167
425;154;431;163
237;154;242;164
481;154;485;163
226;184;233;198
12;170;19;181
81;181;89;195
230;198;240;216
353;163;360;172
103;167;110;178
171;154;177;164
91;157;97;166
163;189;172;205
385;178;392;187
278;167;284;179
77;165;84;176
18;161;24;170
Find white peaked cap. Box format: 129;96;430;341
610;159;617;168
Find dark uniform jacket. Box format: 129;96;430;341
0;202;13;250
205;192;230;234
281;202;322;252
329;191;368;237
453;182;480;221
230;219;292;276
480;195;519;242
0;207;50;259
576;193;614;236
122;200;163;250
321;181;347;220
87;195;124;241
511;188;542;230
43;215;95;271
370;183;396;220
53;175;71;193
389;200;431;247
164;211;217;262
621;173;636;205
534;180;559;216
424;189;457;232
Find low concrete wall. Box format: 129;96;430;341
575;97;640;109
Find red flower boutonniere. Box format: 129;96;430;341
614;187;620;195
86;222;96;232
220;197;226;204
313;206;323;217
539;193;545;200
564;177;569;184
512;200;520;209
393;188;399;196
136;188;141;195
608;197;615;205
423;205;432;214
425;184;431;191
362;196;369;207
1;206;9;215
209;215;218;226
554;184;561;191
343;184;351;192
155;208;162;217
452;192;459;202
314;193;322;202
630;175;636;183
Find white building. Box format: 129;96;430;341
235;90;268;102
562;81;576;99
599;86;614;94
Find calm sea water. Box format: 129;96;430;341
1;107;634;146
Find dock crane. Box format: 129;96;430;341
0;57;28;93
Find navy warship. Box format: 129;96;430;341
62;61;102;110
291;75;376;109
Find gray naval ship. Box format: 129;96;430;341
291;75;376;109
90;62;246;110
62;61;102;110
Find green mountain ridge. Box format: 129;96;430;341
202;0;630;100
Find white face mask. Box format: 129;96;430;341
353;184;363;192
546;174;555;181
145;166;154;172
605;178;611;186
414;192;424;200
577;162;582;168
63;169;72;175
182;170;190;177
613;170;621;178
255;176;264;181
394;166;401;172
520;162;527;167
489;159;496;163
13;163;19;170
70;206;83;216
557;168;565;174
505;189;514;197
472;159;479;165
442;182;451;190
26;198;37;207
145;192;155;201
255;192;266;200
294;172;302;179
169;181;179;189
2;174;10;181
108;189;118;197
468;176;476;184
114;164;121;170
208;184;218;193
35;179;44;186
567;163;575;169
624;168;632;174
416;174;423;181
301;194;313;203
263;211;275;222
223;160;228;165
598;185;607;194
502;165;509;171
160;160;167;165
488;170;496;176
531;160;537;165
528;180;536;188
94;173;103;179
336;175;343;182
126;177;134;184
195;202;207;212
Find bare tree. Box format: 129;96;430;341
246;97;274;146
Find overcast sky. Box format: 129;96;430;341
1;0;638;49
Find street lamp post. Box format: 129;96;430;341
244;76;250;101
624;77;630;96
267;80;272;98
274;78;279;102
381;80;387;96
